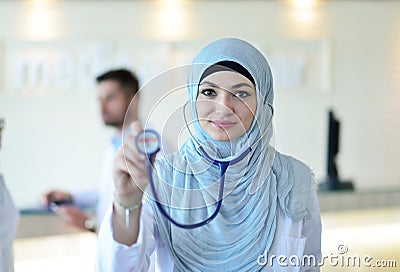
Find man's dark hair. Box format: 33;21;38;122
96;69;139;98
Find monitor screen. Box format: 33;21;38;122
319;109;354;191
327;110;340;178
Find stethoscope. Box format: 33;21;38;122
136;102;273;229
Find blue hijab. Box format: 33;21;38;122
149;38;313;271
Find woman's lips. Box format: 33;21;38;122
212;120;236;129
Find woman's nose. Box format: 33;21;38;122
215;94;234;114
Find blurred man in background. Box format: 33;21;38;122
41;69;140;232
0;117;20;271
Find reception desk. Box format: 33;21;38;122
318;187;400;212
14;189;400;272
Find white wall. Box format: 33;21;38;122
0;0;399;207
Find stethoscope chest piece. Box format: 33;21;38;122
136;129;161;155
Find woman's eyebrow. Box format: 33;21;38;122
231;83;253;89
200;81;253;89
199;81;219;88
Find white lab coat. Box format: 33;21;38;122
71;141;116;228
96;184;322;272
0;174;19;272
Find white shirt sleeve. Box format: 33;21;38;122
96;198;157;272
0;175;19;272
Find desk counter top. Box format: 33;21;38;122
14;207;400;272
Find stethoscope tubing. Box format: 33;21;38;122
146;153;228;229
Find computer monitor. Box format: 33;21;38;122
319;109;354;191
327;110;339;179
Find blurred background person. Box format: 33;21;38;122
41;69;140;232
0;117;20;272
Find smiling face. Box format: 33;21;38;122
196;70;257;141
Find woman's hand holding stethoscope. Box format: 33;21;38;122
112;121;161;245
115;120;243;229
113;121;153;216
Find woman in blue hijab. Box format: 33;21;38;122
97;38;322;271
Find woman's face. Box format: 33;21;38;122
196;70;257;141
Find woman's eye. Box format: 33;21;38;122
233;91;250;99
200;88;216;97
